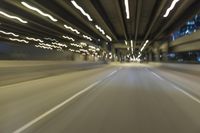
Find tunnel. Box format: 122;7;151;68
0;0;200;133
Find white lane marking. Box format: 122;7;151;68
145;68;163;80
13;70;118;133
105;70;118;78
146;68;200;104
171;84;200;104
151;71;164;81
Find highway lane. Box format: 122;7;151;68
0;63;200;133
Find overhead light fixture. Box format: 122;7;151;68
83;34;92;41
71;43;83;48
95;25;105;35
0;11;27;23
71;0;93;21
62;35;75;41
125;40;128;45
80;42;87;47
44;37;58;42
26;37;43;42
131;40;133;48
21;2;58;22
106;35;112;41
64;24;80;34
0;30;19;37
140;40;149;52
131;40;134;54
35;44;53;50
163;0;180;18
124;0;130;19
52;42;68;48
9;38;29;43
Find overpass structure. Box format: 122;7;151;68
0;1;200;133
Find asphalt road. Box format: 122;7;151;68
0;63;200;133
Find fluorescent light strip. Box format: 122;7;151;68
106;35;112;41
79;49;88;53
131;40;133;48
35;45;53;50
80;42;87;47
124;0;130;19
62;35;75;41
0;30;19;37
95;25;105;35
52;42;68;48
21;2;58;22
64;24;80;34
44;37;58;42
69;49;74;52
9;38;29;43
38;42;63;50
131;40;134;54
140;40;149;52
70;43;83;48
89;45;95;49
125;40;127;45
83;35;92;41
0;11;27;23
163;0;180;17
71;0;93;21
26;37;43;42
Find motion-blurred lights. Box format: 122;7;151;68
124;0;130;19
83;35;92;41
95;25;105;35
21;2;58;22
96;48;100;51
64;24;80;34
9;38;29;43
35;45;53;50
88;45;95;49
62;35;75;41
140;40;149;52
80;42;87;47
26;37;43;42
0;30;19;37
71;0;93;21
69;49;75;52
71;43;82;48
52;42;68;48
106;35;112;41
0;11;27;23
125;40;128;45
163;0;180;17
44;37;58;42
131;40;133;48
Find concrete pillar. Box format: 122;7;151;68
111;45;115;61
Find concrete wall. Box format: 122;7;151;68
149;30;200;62
149;62;200;73
170;30;200;52
0;41;96;61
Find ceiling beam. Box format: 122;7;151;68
152;0;195;41
142;0;168;44
134;0;143;48
165;0;200;36
116;0;128;40
90;0;118;41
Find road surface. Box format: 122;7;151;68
0;63;200;133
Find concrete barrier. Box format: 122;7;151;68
149;62;200;73
0;60;106;86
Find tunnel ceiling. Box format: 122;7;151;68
0;0;200;52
